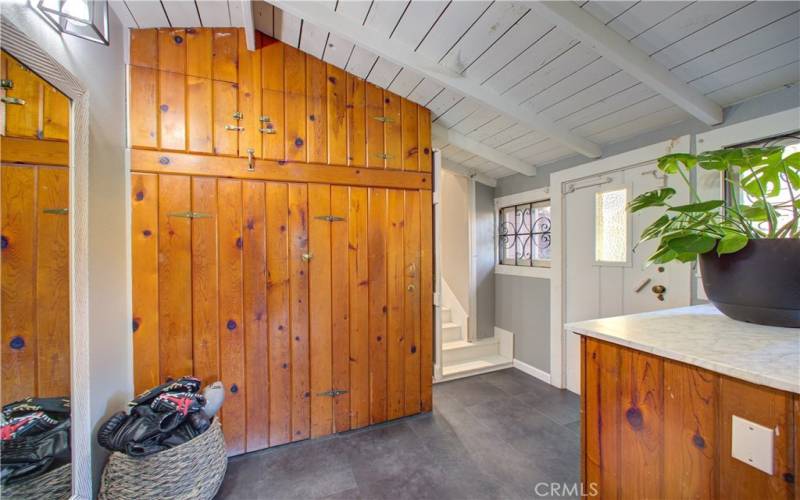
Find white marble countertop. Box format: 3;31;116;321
566;304;800;394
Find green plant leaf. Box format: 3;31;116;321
657;154;697;174
648;243;677;265
696;150;729;171
667;200;724;213
675;252;698;263
716;232;748;255
666;234;717;254
627;188;676;212
639;215;671;241
739;203;768;221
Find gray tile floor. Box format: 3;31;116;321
217;368;580;500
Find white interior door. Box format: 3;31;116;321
563;161;691;393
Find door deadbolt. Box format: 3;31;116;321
651;285;666;294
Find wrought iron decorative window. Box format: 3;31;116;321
499;201;551;267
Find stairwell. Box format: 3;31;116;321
440;301;512;381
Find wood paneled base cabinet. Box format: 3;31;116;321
131;172;433;455
581;337;798;499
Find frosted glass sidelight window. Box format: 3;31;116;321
595;188;628;263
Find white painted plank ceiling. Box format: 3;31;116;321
113;0;800;179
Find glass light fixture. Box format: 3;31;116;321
33;0;110;45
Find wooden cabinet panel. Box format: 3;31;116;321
265;182;291;447
384;93;402;171
284;46;307;163
261;38;285;161
419;190;433;412
158;71;186;151
242;180;269;452
131;173;160;394
582;338;798;500
403;190;421;415
366;84;385;169
346;75;367;167
287;184;310;441
306;58;327;164
212;29;238;83
35;167;70;398
386;190;405;419
327;66;348;166
402;100;419;172
238;31;262;159
368;188;388;423
158;29;186;74
186;28;213;79
130;29;158;69
330;186;350;433
42;86;69;141
129;66;158;149
186;76;213;154
213;80;238;156
419;107;432;173
348;187;370;428
5;58;41;138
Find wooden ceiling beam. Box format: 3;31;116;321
433;124;536;177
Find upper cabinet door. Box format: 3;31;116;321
213;80;239;156
213;29;239;84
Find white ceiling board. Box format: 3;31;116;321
653;2;799;71
630;2;748;56
557;83;656;131
124;0;170;28
689;39;800;95
588;106;687;145
434;99;480;128
345;45;378;78
441;145;475;164
228;0;245;27
367;57;402;88
542;71;637;121
706;61;799;106
336;1;373;25
486;166;516;179
438;2;528;72
391;0;449;49
434;124;536;175
451;107;500;135
388;68;424;97
274;8;301;46
110;2;138;28
603;2;691;41
406;78;443;106
417;1;491;62
426;89;463;119
299;20;328;59
196;0;231;27
497;132;547;155
573;95;676;138
482;122;531;148
502;45;598;104
462;15;555;85
253;1;274;36
579;1;637;25
486;29;579;95
365;0;408;37
525;59;619;111
467;115;516;142
323;33;354;69
670;12;800;83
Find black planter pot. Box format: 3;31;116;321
699;239;800;328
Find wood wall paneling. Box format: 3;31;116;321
305;58;328;164
158;70;186;151
212;29;239;83
386;189;405;419
238;31;263;159
419;108;432;173
261;38;285;161
212;80;238;156
129;66;158;149
348;187;370;428
419;190;433;412
284;46;307;163
5;56;41;138
186;28;213;79
327;66;348;167
158;29;186;74
368;188;388;423
403;190;421;415
346;75;367;167
365;83;385;169
402;100;419;172
1;136;69;167
383;94;402;171
42;86;70;141
186;76;213;154
330;185;351;433
130;29;158;69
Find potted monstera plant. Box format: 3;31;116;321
629;146;800;328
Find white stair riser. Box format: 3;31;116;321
443;341;500;365
441;307;452;324
443;325;462;342
441;359;514;380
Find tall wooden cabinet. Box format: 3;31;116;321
128;29;434;456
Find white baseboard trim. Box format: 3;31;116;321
512;359;551;384
493;326;514;360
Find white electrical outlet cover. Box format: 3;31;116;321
731;415;774;475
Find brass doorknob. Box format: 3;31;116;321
651;284;666;294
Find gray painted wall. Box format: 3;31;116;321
4;3;131;492
474;182;495;339
495;274;550;371
492;86;798;372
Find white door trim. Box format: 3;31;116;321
548;136;691;389
433;149;444;381
467;177;478;342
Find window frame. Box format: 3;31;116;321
494;187;552;278
592;182;634;268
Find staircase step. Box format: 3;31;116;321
441;307;452;324
442;337;500;365
442;322;462;342
441;354;513;380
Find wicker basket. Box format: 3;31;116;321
2;462;71;500
99;417;227;500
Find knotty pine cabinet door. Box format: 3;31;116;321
131;173;433;455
